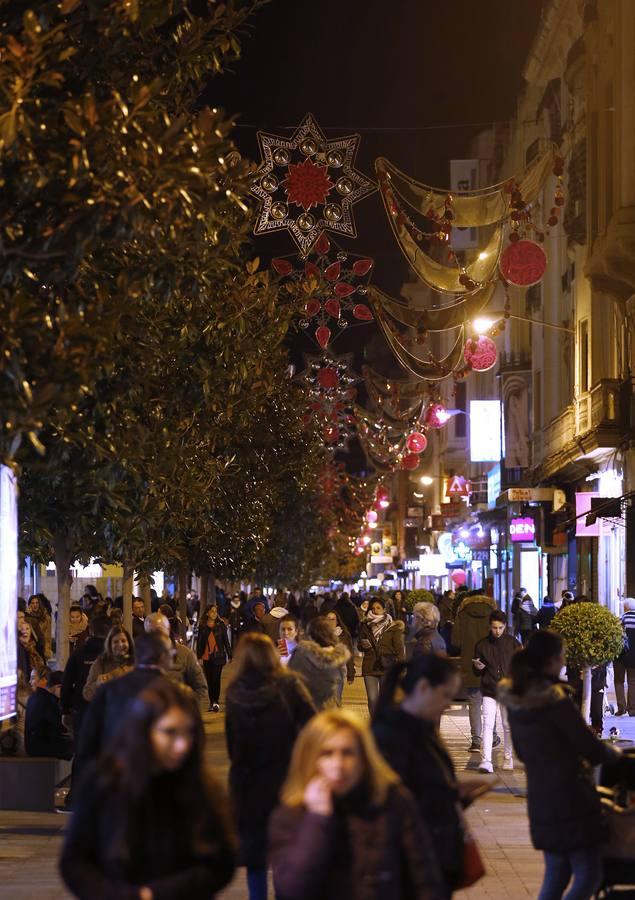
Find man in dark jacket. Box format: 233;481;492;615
535;596;558;629
25;670;73;759
335;592;360;640
451;592;498;752
473;610;520;773
615;598;635;715
74;632;173;781
131;597;146;639
60;614;110;740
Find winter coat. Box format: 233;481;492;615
196;622;232;666
372;709;464;895
61;636;105;716
617;611;635;666
83;655;134;702
451;595;497;688
131;616;145;640
335;597;361;639
75;669;169;777
260;607;290;645
60;764;236;900
473;633;521;699
225;670;315;868
269;783;444;900
69;614;90;655
517;599;538;633
535;604;558;629
168;642;209;710
498;678;616;852
408;626;447;660
228;603;247;644
335;627;356;681
288;640;350;709
25;688;73;759
358;619;406;676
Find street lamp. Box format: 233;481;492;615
420;475;434;486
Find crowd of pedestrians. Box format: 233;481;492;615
2;583;632;899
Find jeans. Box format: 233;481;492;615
247;867;268;900
539;848;602;900
363;675;382;712
203;661;224;705
481;696;512;765
466;687;483;742
614;660;635;714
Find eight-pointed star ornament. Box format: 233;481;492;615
251;113;376;254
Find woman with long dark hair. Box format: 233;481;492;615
197;604;232;712
288;615;351;709
83;625;135;702
60;680;236;899
225;632;315;900
357;597;406;711
269;708;444;900
499;630;620;900
372;655;481;896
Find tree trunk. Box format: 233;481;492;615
122;561;134;634
177;566;188;624
53;530;73;667
581;665;592;723
209;572;217;606
200;571;209;609
138;573;151;613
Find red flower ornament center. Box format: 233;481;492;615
283;158;334;210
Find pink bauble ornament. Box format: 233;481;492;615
423;402;449;429
500;239;547;287
451;570;467;586
464;336;498;373
406;431;428;454
366;509;378;524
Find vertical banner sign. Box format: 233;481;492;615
502;372;531;469
0;465;18;722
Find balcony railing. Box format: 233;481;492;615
540;379;624;462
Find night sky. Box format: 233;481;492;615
211;0;544;469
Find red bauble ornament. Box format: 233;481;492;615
401;453;420;470
317;367;339;389
423;403;448;429
500;239;547;287
323;423;340;443
352;303;373;321
316;325;331;349
464;336;498;373
376;486;389;504
406;431;428;454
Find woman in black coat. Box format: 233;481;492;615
372;655;484;896
196;605;232;712
225;632;316;900
498;630;620;900
60;680;236;900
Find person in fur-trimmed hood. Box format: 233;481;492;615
498;629;620;900
288;616;351;710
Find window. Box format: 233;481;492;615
579;319;589;392
455;382;467;438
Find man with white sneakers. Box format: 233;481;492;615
473;609;520;773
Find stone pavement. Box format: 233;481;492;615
0;670;633;900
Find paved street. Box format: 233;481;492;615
0;670;633;899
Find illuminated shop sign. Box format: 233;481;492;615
509;517;535;542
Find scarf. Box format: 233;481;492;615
367;611;392;641
202;626;218;661
69;612;89;638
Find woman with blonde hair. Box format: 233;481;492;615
408;602;447;659
225;632;315;900
269;709;444;900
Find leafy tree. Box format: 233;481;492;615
552;603;623;722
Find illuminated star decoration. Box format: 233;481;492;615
297;351;360;452
252;113;377;255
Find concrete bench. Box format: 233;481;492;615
0;756;72;812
